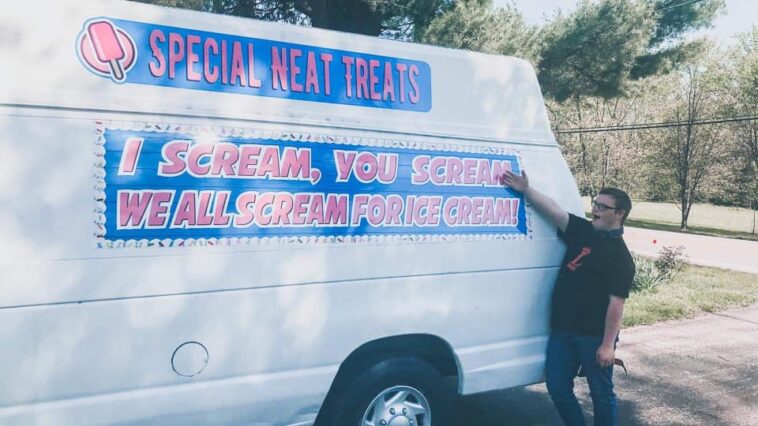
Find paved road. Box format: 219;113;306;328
623;227;758;274
457;304;758;425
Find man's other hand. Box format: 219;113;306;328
503;170;529;193
596;344;615;368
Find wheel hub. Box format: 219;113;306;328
362;385;430;426
378;404;412;426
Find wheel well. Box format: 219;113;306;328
314;334;460;425
327;334;460;394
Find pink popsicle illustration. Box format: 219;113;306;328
87;21;126;81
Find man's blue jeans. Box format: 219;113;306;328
545;331;617;426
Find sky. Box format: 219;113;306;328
494;0;756;46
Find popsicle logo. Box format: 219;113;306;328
77;19;136;83
74;18;431;111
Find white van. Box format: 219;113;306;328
0;1;583;425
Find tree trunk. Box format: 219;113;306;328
680;193;689;231
575;98;595;197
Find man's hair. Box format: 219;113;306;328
599;187;632;223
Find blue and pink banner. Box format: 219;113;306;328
98;125;527;244
77;18;432;112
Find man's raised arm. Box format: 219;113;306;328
503;170;569;233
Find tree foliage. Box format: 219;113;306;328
135;0;725;101
423;0;723;104
133;0;455;39
657;51;725;230
536;0;724;101
553;38;754;225
538;0;655;102
706;26;758;209
421;0;541;64
550;81;657;198
631;0;725;79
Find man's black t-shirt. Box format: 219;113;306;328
551;214;636;337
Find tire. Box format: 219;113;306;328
317;357;455;426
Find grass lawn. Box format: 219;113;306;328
581;197;758;241
624;264;758;327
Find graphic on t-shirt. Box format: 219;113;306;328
566;247;591;271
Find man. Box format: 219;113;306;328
503;170;635;426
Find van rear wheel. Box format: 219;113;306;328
318;357;454;426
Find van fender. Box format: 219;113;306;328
315;334;461;424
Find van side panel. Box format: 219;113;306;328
0;1;582;424
0;110;578;424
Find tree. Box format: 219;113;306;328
538;0;726;211
138;0;724;97
631;0;725;79
142;0;205;8
537;0;656;102
549;81;659;199
653;47;725;230
727;27;758;211
133;0;455;39
707;26;758;211
537;0;724;102
421;0;541;64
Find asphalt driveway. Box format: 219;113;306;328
456;304;758;425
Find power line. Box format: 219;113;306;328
655;0;706;13
554;115;758;134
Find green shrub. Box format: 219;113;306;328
631;245;689;293
632;253;669;293
654;245;687;277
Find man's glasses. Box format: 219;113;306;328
591;200;618;212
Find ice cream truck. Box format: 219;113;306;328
0;0;583;425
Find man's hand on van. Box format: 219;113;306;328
503;169;569;232
502;170;529;193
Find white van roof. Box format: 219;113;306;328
0;0;555;145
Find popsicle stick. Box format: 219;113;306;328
109;59;125;81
